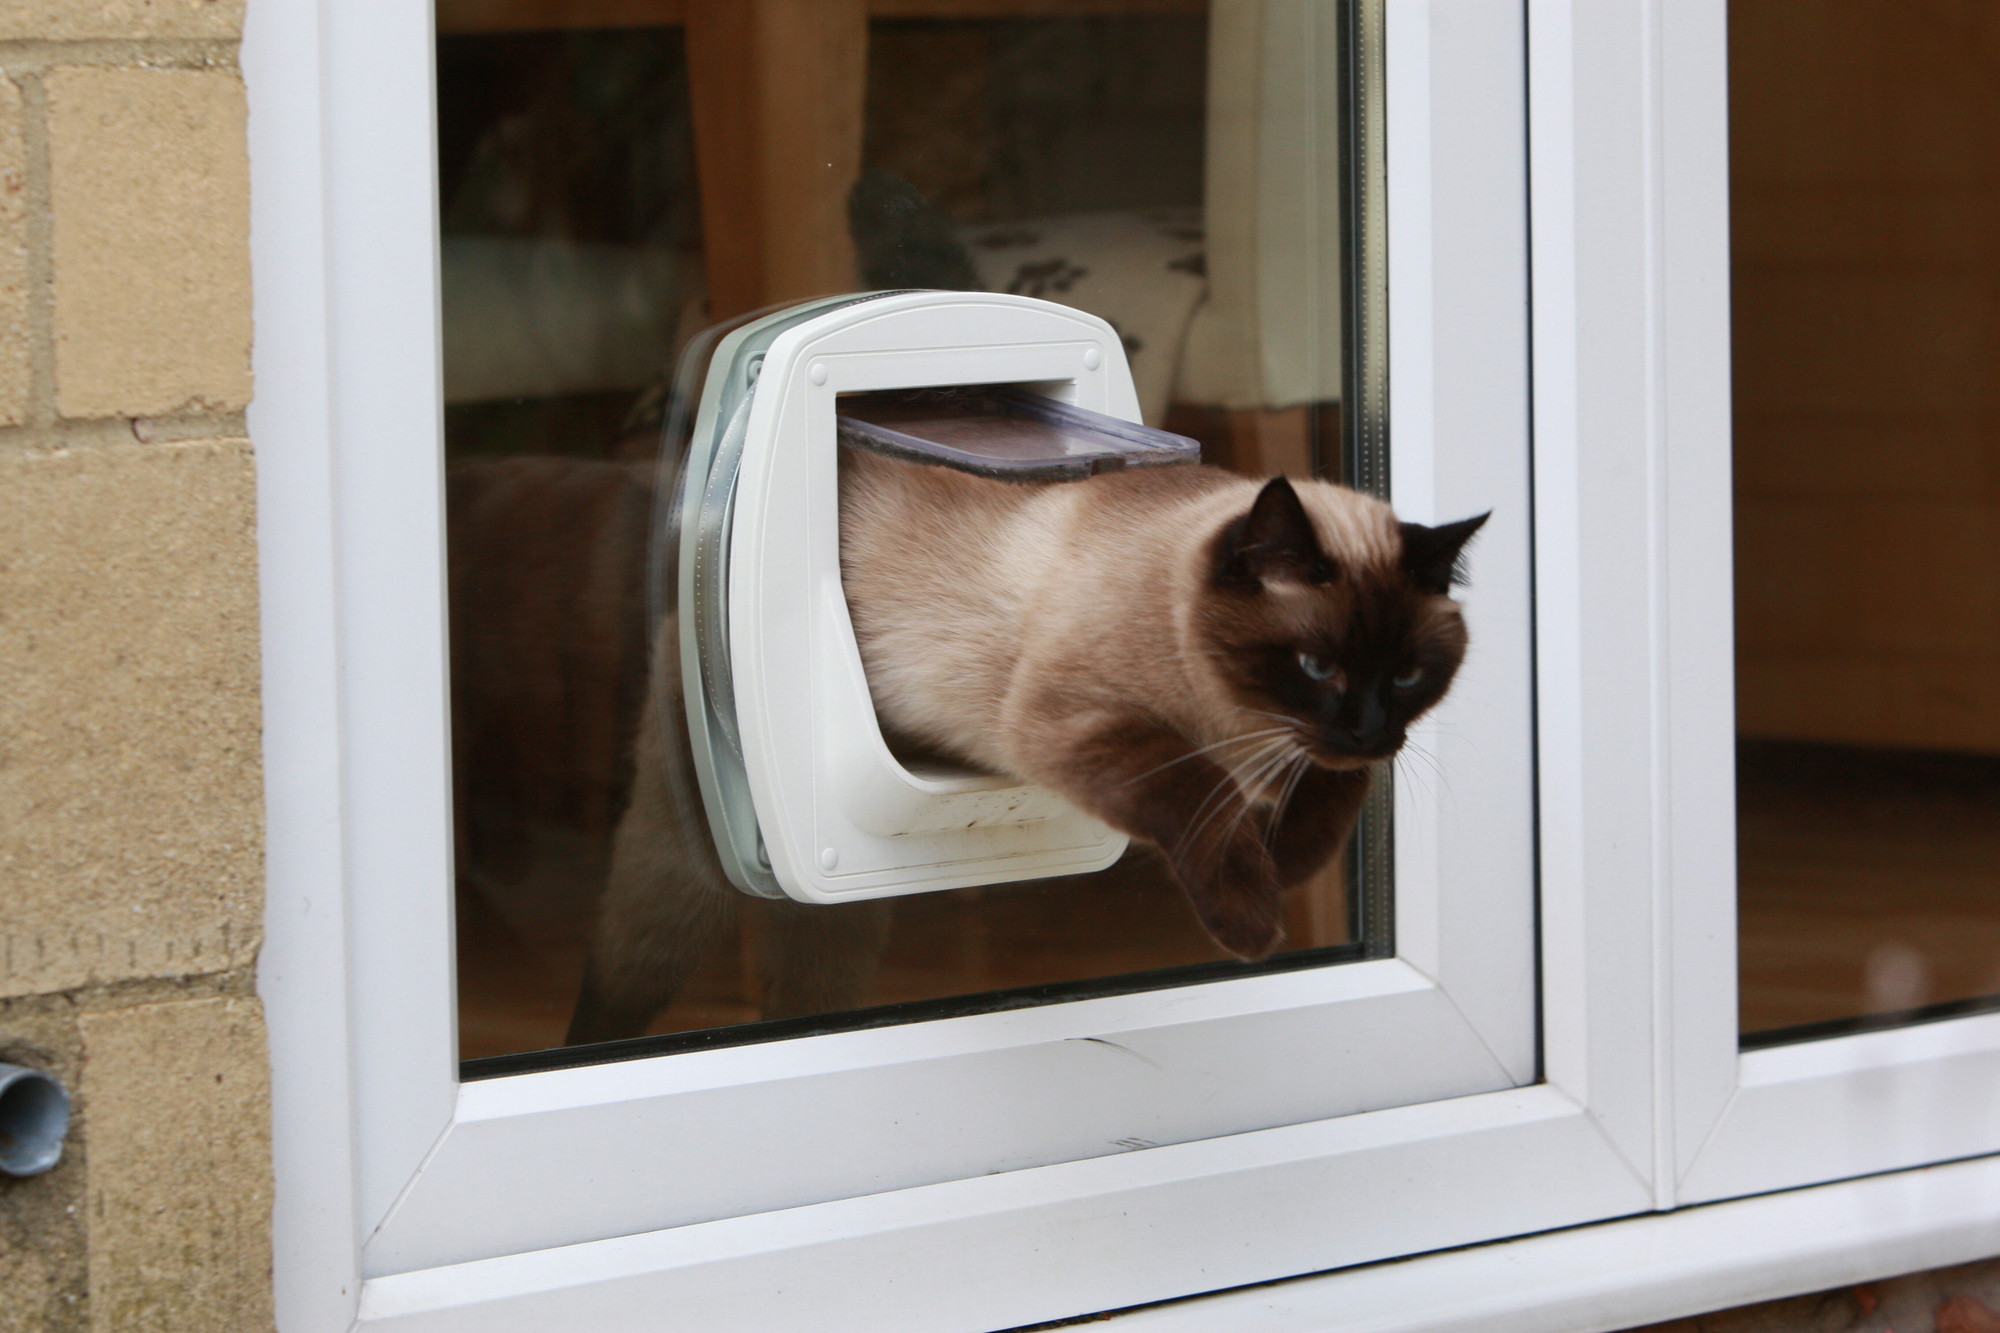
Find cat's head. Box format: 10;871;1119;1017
1197;476;1487;768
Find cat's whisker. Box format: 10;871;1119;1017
1160;732;1296;856
1258;742;1310;802
1209;737;1293;821
1264;751;1314;850
1414;752;1453;798
1390;754;1434;804
1390;742;1448;803
1173;738;1277;853
1240;707;1305;728
1173;735;1296;861
1172;772;1252;862
1219;729;1290;778
1211;741;1307;855
1395;738;1449;784
1115;727;1299;789
1238;709;1314;750
1252;755;1300;854
1204;774;1281;863
1255;745;1312;817
1234;733;1302;795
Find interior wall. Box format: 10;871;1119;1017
1731;0;2000;753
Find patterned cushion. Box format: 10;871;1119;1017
960;208;1207;426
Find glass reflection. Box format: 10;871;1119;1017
438;2;1367;1065
1732;1;2000;1041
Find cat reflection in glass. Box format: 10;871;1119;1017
563;451;1486;1045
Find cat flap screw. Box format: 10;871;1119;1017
674;291;1196;904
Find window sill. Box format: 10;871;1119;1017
1104;1152;2000;1333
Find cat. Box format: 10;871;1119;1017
836;450;1485;958
565;448;1484;1044
447;455;653;956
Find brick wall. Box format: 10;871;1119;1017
0;3;270;1330
1624;1261;2000;1333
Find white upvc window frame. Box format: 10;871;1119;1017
1531;0;2000;1215
246;3;2000;1332
1524;0;2000;1296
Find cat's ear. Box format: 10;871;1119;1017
1218;477;1334;588
1399;511;1490;595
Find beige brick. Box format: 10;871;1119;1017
0;440;262;998
0;78;26;428
79;996;272;1333
49;68;250;420
0;0;241;41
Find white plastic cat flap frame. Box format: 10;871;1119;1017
684;291;1144;903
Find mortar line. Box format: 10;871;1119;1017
0;409;251;455
0;38;240;76
16;63;51;428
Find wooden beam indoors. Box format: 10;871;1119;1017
684;0;868;318
438;0;1202;35
868;0;1205;15
438;0;686;33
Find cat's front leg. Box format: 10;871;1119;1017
1019;714;1287;960
1264;764;1373;890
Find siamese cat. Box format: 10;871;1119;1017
565;447;1485;1046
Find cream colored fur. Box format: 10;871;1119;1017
839;450;1402;792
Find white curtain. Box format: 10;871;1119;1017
1175;0;1344;411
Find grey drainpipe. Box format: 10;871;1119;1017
0;1062;71;1177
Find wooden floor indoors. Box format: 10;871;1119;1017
457;740;2000;1061
1737;740;2000;1036
457;848;1347;1062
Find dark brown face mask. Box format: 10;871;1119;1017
1200;476;1486;767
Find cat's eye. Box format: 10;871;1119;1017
1298;651;1345;685
1392;667;1425;690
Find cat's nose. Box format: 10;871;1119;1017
1361;725;1404;754
1322;723;1384;755
1352;694;1389;740
1324;709;1399;756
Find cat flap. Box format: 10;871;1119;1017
676;291;1143;904
836;385;1199;481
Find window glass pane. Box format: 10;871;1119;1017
437;0;1392;1068
1731;1;2000;1043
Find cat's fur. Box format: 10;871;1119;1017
448;456;652;951
566;451;1483;1043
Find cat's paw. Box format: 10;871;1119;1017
1175;833;1286;961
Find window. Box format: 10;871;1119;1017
247;3;2000;1329
433;2;1389;1069
1670;0;2000;1207
1729;0;2000;1048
